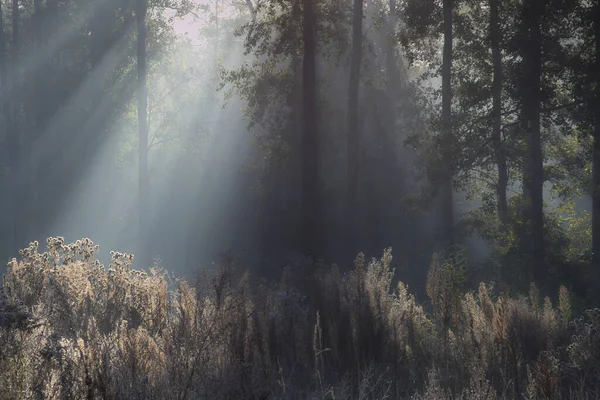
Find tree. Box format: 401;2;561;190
441;0;454;248
521;0;545;284
137;0;150;255
593;2;600;276
302;0;322;259
7;0;21;254
0;1;6;134
345;0;364;255
399;0;457;249
490;0;508;226
385;0;402;97
223;0;429;267
568;0;600;280
0;0;12;254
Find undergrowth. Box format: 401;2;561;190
1;238;599;399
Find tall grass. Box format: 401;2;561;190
1;238;599;399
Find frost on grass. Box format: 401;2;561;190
1;238;599;399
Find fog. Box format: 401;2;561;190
0;2;427;289
26;14;258;273
0;0;591;299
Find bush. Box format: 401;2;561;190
0;238;598;399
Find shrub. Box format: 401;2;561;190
0;238;598;399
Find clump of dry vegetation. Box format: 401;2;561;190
1;238;599;399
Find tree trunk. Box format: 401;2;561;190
33;0;43;105
441;0;454;248
0;2;6;129
490;0;508;226
385;0;402;97
0;0;13;253
592;4;600;276
8;0;21;254
136;0;149;258
28;0;44;247
345;0;364;256
90;0;104;70
522;0;545;285
302;0;322;259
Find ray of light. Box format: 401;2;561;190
0;0;114;106
43;17;256;271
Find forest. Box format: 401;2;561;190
1;0;600;398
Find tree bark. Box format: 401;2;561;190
345;0;364;256
301;0;322;259
441;0;454;248
521;0;545;285
490;0;508;226
136;0;149;257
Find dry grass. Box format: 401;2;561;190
1;238;599;399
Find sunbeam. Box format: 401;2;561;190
3;0;600;397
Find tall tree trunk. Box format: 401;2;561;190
301;0;322;259
522;0;545;285
8;0;21;254
90;0;104;70
33;0;43;114
441;0;454;248
89;0;110;132
29;0;43;247
136;0;149;258
0;0;12;253
345;0;364;256
0;2;6;130
385;0;402;97
490;0;508;226
592;4;600;277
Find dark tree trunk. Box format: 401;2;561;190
0;2;6;127
521;0;545;285
33;0;43;106
90;0;104;70
490;0;508;226
592;4;600;276
441;0;454;248
345;0;364;256
0;0;11;252
28;0;44;246
136;0;149;258
301;0;322;259
385;0;402;97
8;0;21;254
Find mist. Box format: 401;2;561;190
0;0;595;298
3;0;600;398
0;0;436;287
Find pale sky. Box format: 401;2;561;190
168;7;206;40
168;0;239;42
